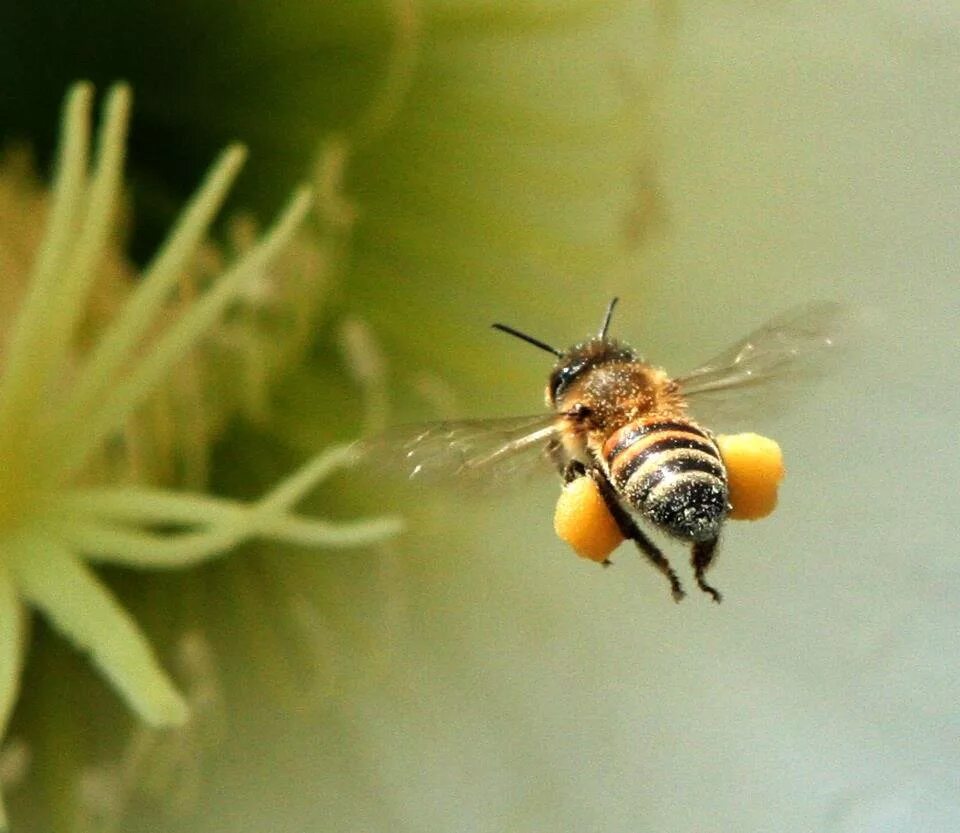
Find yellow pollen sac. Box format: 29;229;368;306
554;476;624;562
716;433;785;521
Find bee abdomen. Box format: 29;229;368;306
603;419;729;542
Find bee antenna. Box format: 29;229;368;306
598;296;619;339
491;323;563;358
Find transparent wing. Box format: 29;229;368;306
356;414;560;490
678;301;851;427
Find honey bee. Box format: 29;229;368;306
374;299;846;602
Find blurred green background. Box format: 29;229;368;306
1;1;959;831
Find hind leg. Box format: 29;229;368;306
588;467;685;602
691;537;723;603
547;440;685;601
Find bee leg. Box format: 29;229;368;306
691;538;723;603
630;531;686;603
546;438;587;484
562;460;587;484
588;467;685;602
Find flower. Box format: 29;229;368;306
0;82;400;827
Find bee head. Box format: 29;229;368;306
492;297;635;407
546;339;636;405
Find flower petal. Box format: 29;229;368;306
59;515;403;567
51;470;403;567
61;144;248;428
0;82;93;438
56;187;313;483
0;84;130;449
49;83;132;375
6;533;188;727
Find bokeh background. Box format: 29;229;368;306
1;1;959;831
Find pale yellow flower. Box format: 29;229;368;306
0;82;400;827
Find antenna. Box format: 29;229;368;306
491;323;562;357
598;297;619;339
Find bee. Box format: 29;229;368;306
375;299;846;602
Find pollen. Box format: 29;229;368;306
554;476;624;562
715;433;785;520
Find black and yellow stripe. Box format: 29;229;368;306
602;418;729;541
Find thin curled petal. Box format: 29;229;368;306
57;487;262;526
17;83;93;294
47;84;132;380
6;534;188;727
256;514;403;547
56;460;357;525
55;521;253;567
61;144;249;427
252;443;361;513
0;82;93;435
65;444;365;527
50;442;401;568
56;187;314;483
5;85;131;453
59;512;402;568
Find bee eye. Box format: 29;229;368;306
548;369;569;401
549;358;588;401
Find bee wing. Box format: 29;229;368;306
677;301;851;427
356;414;560;490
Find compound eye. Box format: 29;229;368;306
549;358;588;401
548;369;569;401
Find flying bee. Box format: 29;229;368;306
371;299;846;602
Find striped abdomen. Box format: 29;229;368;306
602;418;729;542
